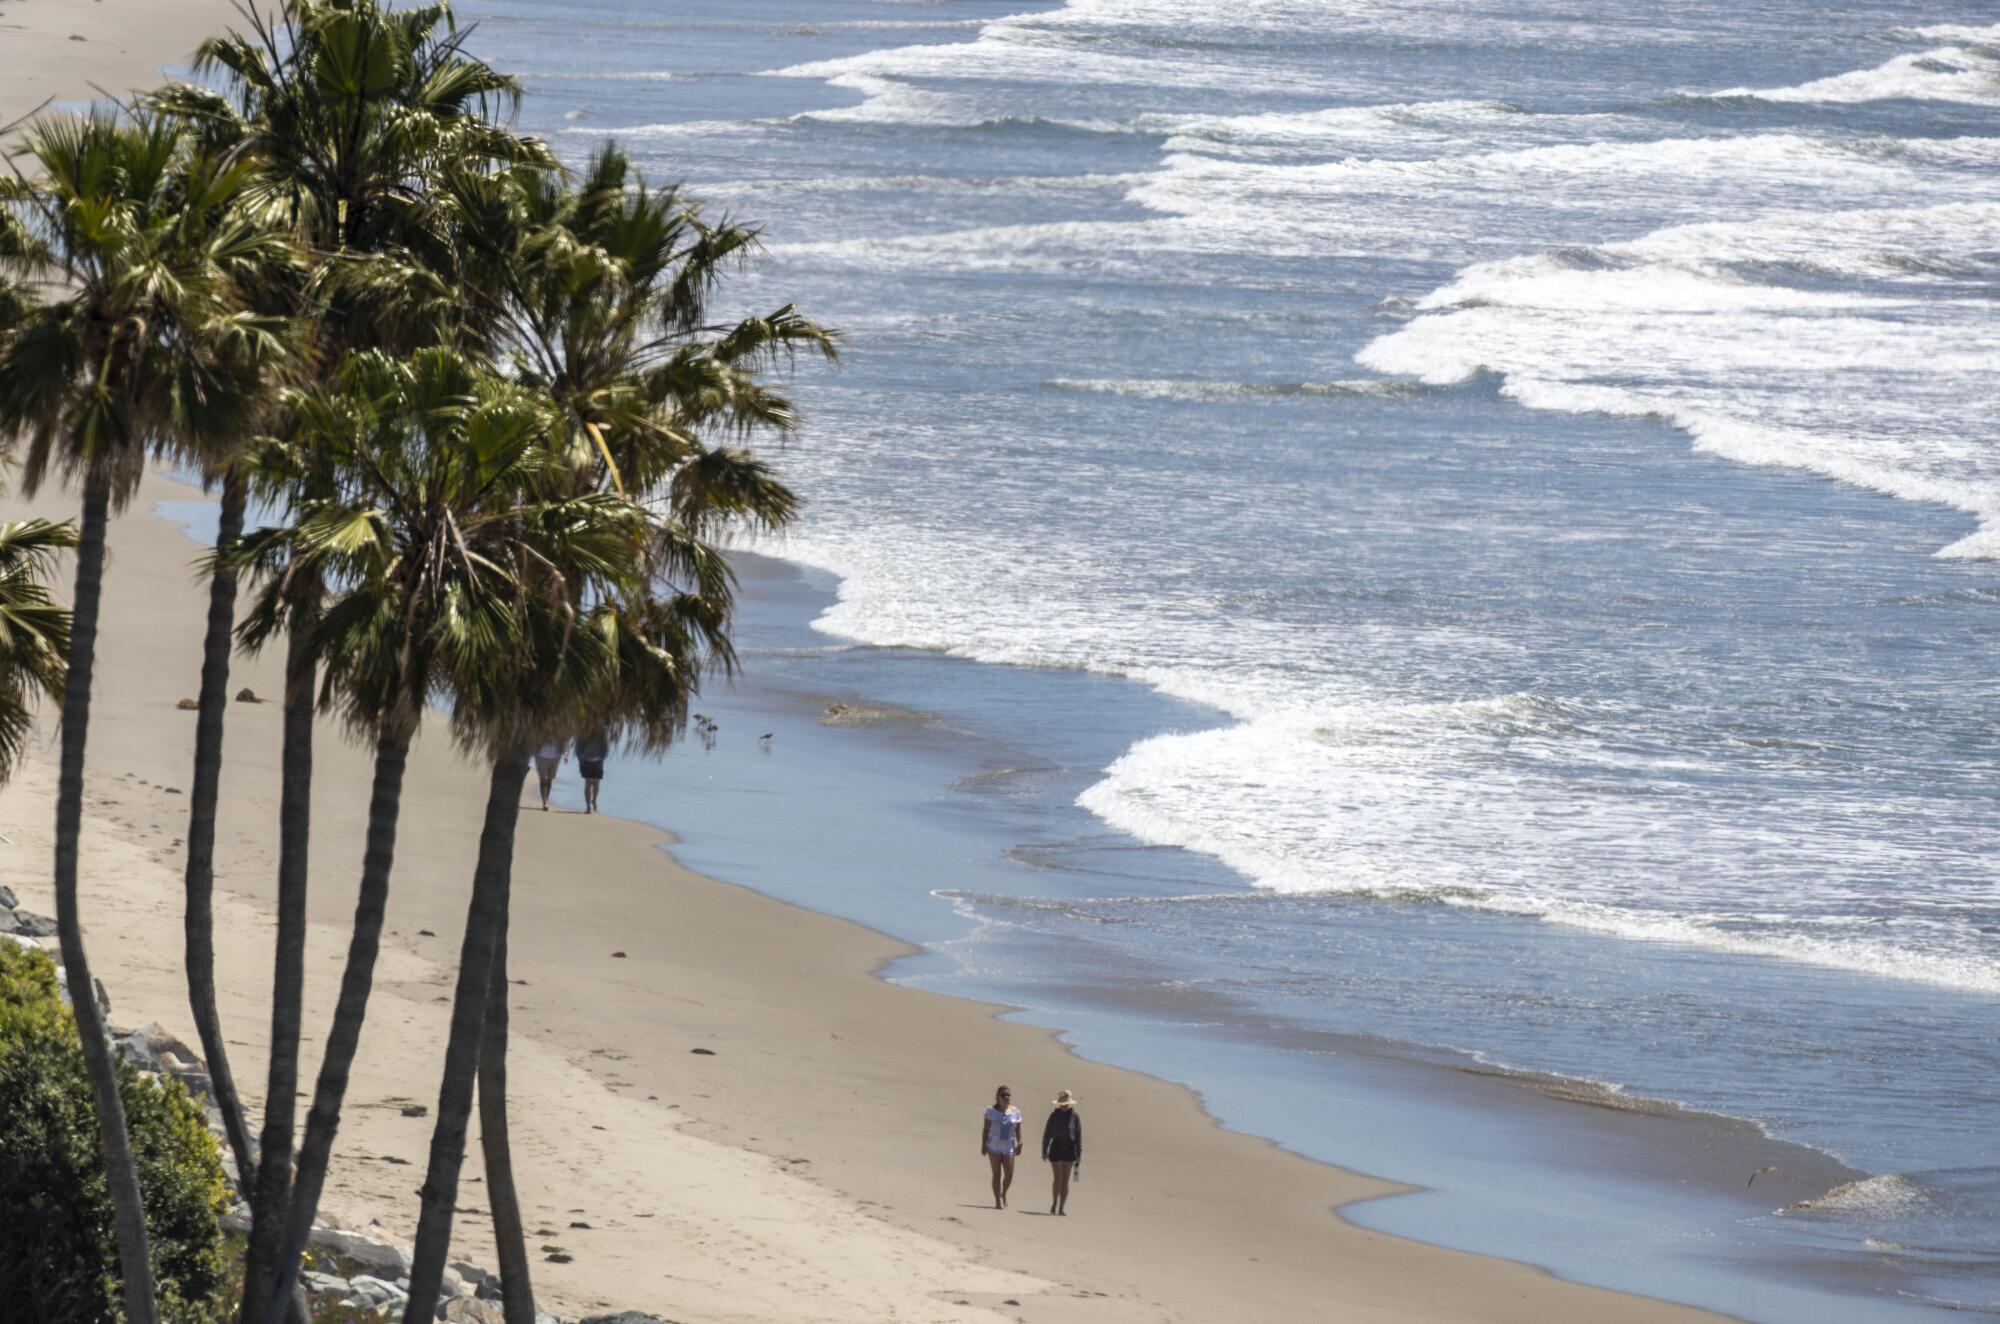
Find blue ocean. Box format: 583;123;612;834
454;3;2000;1318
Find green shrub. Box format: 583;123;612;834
0;941;230;1323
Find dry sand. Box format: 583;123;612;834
4;19;1723;1319
0;0;234;128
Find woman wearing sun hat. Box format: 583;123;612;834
1041;1089;1083;1215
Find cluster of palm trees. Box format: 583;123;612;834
0;3;834;1322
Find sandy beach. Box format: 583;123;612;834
0;17;1730;1323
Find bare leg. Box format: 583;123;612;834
987;1151;1005;1208
585;778;600;813
1053;1160;1073;1213
1000;1152;1016;1206
537;770;553;810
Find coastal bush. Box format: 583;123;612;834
0;941;230;1323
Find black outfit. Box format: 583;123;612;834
1041;1107;1083;1163
576;731;611;781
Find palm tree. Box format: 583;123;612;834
403;585;736;1322
0;517;78;781
443;144;835;509
152;6;555;1315
394;154;830;1321
0;110;296;1324
236;346;648;1322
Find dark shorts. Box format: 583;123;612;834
579;759;606;780
1046;1141;1079;1163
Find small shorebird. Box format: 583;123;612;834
1748;1165;1779;1188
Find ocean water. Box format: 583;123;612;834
452;2;2000;1317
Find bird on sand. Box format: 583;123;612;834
1747;1166;1779;1188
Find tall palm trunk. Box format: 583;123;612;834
403;749;529;1322
262;718;414;1324
480;897;536;1324
183;470;257;1194
56;464;158;1324
240;599;318;1324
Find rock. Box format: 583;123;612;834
113;1029;158;1070
176;698;199;710
235;687;261;702
1;932;41;953
580;1314;671;1324
3;909;57;938
439;1266;464;1298
0;884;17;909
302;1271;354;1296
449;1260;492;1292
400;1104;429;1117
689;1047;715;1056
143;1023;199;1065
220;1207;253;1235
474;1276;504;1302
310;1226;413;1278
610;951;627;959
352;1274;408;1304
439;1300;504;1324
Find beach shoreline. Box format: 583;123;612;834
0;14;1752;1321
0;458;1743;1322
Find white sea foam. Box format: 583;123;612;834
1793;1174;1932;1216
1075;705;2000;995
1712;44;2000;105
1358;201;2000;557
732;0;2000;1007
1043;377;1426;400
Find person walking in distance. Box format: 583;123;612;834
1042;1089;1083;1214
981;1085;1022;1209
534;736;566;810
575;727;610;814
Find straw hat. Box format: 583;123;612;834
1053;1090;1077;1107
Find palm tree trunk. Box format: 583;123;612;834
240;599;318;1324
182;470;257;1196
56;463;158;1323
403;749;529;1323
260;719;413;1324
478;768;534;1324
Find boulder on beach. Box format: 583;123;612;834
309;1225;412;1278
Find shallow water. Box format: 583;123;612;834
265;0;2000;1314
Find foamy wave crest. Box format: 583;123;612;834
766;22;1329;95
1793;1174;1931;1216
1893;23;2000;42
1043;377;1428;400
1710;44;2000;106
1076;706;2000;995
1150;98;1682;165
1356;202;2000;557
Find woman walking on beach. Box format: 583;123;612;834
981;1085;1022;1208
1042;1090;1083;1215
575;728;610;814
533;737;566;810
